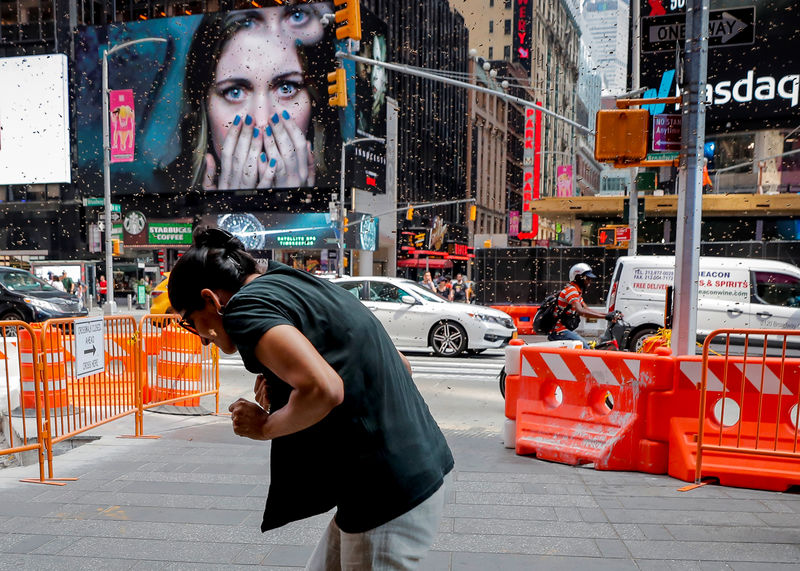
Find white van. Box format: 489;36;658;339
606;256;800;350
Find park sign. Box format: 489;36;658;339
148;222;192;245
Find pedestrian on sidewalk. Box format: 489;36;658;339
168;227;453;570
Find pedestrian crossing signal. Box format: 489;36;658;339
598;227;616;247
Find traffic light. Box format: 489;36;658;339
594;109;648;164
333;0;361;41
112;238;122;256
343;216;349;232
598;227;616;247
327;68;347;107
469;205;477;221
406;206;414;221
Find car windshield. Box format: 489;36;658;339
399;280;446;303
0;270;55;292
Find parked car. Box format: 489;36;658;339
332;276;516;356
150;273;171;314
607;256;800;351
0;266;88;324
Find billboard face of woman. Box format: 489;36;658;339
203;8;318;190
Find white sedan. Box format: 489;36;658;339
332;276;516;357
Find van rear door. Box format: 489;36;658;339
695;266;751;335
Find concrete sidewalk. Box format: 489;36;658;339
0;411;798;570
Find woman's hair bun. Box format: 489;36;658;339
192;227;243;251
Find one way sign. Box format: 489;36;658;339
642;7;755;53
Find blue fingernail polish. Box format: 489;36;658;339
271;113;280;124
253;127;259;138
260;152;266;162
269;158;276;168
245;115;252;125
265;125;273;137
295;39;302;47
233;115;241;126
282;110;290;120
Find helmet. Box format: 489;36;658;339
569;263;597;282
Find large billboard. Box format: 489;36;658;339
75;2;347;208
639;0;800;132
0;54;71;185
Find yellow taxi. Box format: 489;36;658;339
150;273;172;314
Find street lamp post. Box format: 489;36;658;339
101;37;166;314
338;135;386;277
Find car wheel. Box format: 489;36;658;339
0;310;24;336
430;321;467;357
628;326;659;352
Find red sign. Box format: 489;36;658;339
615;226;632;242
109;89;135;163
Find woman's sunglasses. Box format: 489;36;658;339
177;310;199;335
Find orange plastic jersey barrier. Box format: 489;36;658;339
490;305;538;336
506;345;674;473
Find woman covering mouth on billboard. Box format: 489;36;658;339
165;3;337;192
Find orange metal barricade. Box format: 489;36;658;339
0;322;48;484
0;315;220;485
670;329;800;492
139;315;219;415
39;317;141;479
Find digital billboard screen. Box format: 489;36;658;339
639;0;799;132
75;2;345;207
0;54;71;185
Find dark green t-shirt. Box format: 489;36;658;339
223;261;454;533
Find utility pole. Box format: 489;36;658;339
671;0;710;356
101;37;166;314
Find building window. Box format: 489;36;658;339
490;0;494;5
504;45;511;60
488;46;494;59
489;20;493;33
505;0;511;8
504;19;511;35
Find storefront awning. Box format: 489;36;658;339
397;258;453;269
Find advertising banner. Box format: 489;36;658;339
513;0;533;72
0;54;71;185
109;89;135;163
75;2;374;209
202;211;378;251
556;165;573;197
508;211;520;238
640;0;800;132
